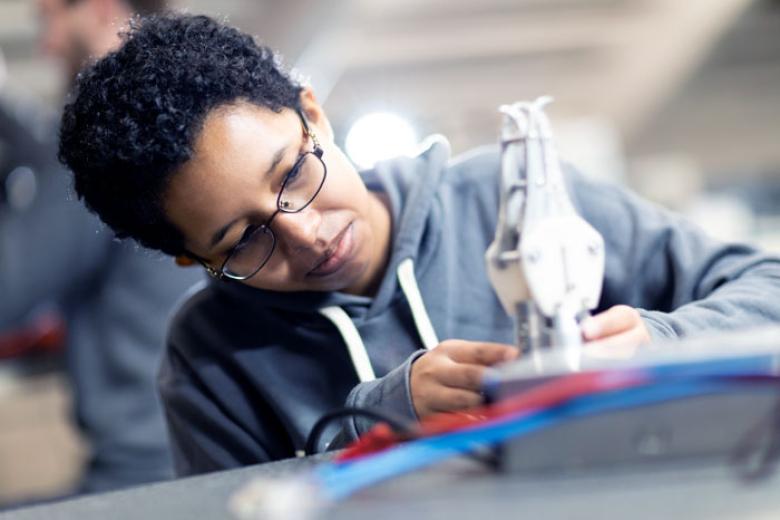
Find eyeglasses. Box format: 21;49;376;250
200;113;327;281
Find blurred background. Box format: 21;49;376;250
0;0;778;506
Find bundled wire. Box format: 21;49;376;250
334;354;776;463
311;354;780;501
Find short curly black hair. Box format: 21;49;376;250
59;14;304;256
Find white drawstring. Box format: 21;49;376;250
319;257;439;383
318;306;376;382
397;258;439;350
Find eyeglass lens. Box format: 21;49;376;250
223;151;325;279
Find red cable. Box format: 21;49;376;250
337;369;646;462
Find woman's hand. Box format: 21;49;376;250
581;305;651;348
410;339;518;419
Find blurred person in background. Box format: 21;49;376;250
0;0;201;497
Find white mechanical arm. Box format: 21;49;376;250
485;97;605;369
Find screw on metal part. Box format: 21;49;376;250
633;428;671;457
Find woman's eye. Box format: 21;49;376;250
284;164;304;186
231;226;257;253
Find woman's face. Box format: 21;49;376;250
164;93;392;296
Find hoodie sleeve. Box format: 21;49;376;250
339;350;426;441
566;167;780;341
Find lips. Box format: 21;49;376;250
308;223;355;277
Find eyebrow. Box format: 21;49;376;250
207;143;289;251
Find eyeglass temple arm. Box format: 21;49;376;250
296;109;321;148
181;249;224;280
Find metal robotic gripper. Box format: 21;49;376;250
485;97;605;372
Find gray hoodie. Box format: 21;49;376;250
160;139;780;476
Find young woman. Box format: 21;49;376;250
59;14;780;475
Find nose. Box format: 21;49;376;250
272;207;323;253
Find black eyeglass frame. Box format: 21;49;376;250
195;111;327;281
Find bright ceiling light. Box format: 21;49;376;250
345;112;417;170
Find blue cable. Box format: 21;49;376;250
315;377;778;500
641;354;778;379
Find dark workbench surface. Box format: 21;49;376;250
3;452;779;520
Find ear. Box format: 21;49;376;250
299;87;334;141
175;255;196;267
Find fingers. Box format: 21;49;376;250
411;340;518;418
421;386;483;415
583;305;652;349
443;340;518;365
585;325;650;350
436;362;485;392
581;305;641;341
